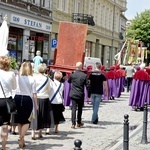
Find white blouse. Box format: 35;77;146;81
0;70;16;98
33;74;52;99
49;79;64;104
15;75;36;98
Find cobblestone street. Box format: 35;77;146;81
5;91;146;149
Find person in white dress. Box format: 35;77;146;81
0;56;16;150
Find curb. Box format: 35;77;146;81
109;122;144;150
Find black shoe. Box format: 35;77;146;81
11;131;17;135
140;107;144;111
93;118;98;124
45;132;51;135
93;121;98;124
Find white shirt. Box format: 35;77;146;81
125;66;135;78
0;70;16;98
15;75;36;98
49;79;64;104
33;74;52;99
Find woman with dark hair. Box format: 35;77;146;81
0;56;16;150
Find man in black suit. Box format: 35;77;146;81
68;62;90;128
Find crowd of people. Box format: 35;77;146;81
0;54;65;149
0;53;150;149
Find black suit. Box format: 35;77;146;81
68;70;90;125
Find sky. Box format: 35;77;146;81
125;0;150;19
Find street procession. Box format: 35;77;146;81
0;0;150;150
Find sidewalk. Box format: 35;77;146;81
2;91;150;150
110;112;150;150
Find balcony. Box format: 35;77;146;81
72;13;95;26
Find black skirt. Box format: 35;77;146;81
51;103;65;125
37;98;54;130
0;98;11;126
14;95;33;124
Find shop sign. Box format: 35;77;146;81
10;14;52;32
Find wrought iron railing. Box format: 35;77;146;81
72;13;95;26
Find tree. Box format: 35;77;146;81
126;9;150;46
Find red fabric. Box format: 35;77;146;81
116;70;122;78
136;67;141;71
110;66;115;70
115;65;120;70
133;70;150;81
101;65;105;70
87;65;92;70
107;70;116;79
86;65;93;77
145;67;150;75
120;69;126;77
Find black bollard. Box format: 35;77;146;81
74;139;82;150
123;114;129;150
141;103;148;144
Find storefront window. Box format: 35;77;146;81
29;31;49;61
8;27;23;63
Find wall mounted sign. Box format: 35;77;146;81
10;14;52;32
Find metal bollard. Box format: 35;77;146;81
123;114;129;150
141;103;148;144
74;139;82;150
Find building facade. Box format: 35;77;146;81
0;0;127;67
51;0;127;67
0;0;52;64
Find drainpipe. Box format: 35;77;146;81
49;0;53;60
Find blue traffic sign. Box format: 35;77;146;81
51;39;57;48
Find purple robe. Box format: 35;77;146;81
129;79;149;108
64;80;71;106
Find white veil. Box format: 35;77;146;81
0;15;9;56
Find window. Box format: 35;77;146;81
8;27;23;63
88;0;90;14
33;0;40;6
73;0;81;13
42;0;52;9
102;5;105;27
116;12;119;32
92;0;96;16
85;41;92;57
97;3;101;26
57;0;62;10
63;0;68;12
110;9;113;31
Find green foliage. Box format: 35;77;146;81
126;9;150;45
10;57;17;70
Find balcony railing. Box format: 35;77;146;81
72;13;95;26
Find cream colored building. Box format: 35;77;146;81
0;0;127;67
51;0;127;67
